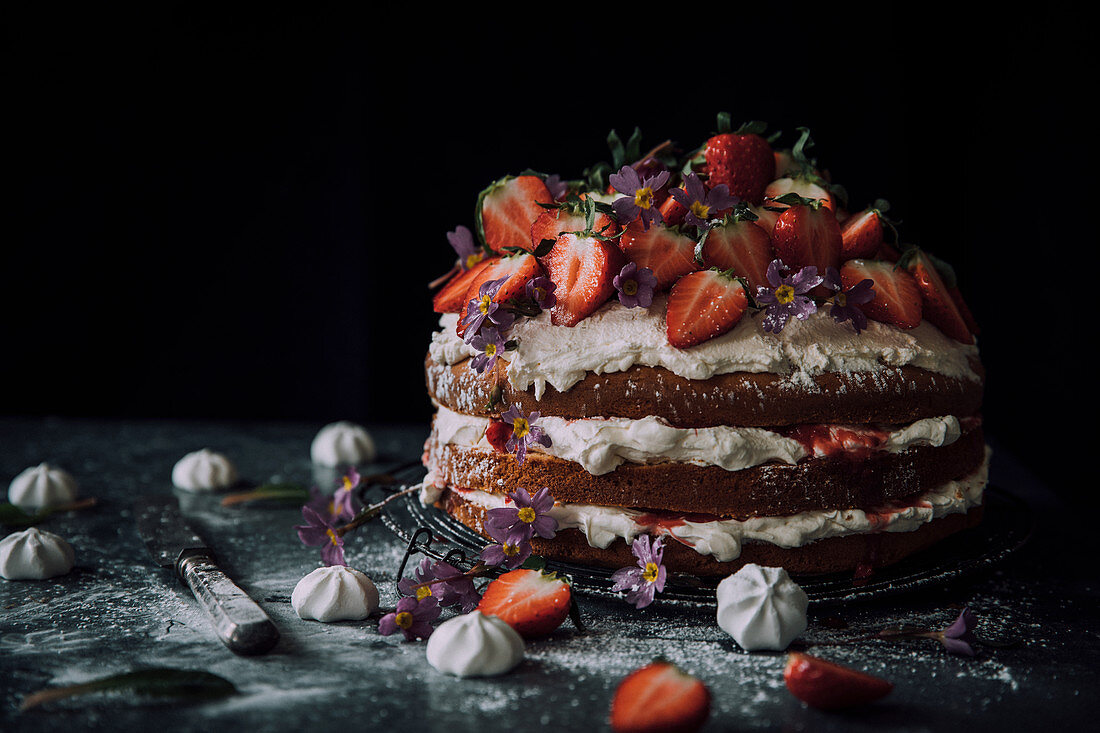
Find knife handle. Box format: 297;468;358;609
177;552;280;656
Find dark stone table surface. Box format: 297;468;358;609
1;416;1097;732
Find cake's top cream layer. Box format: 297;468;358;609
432;403;963;476
430;295;981;399
434;448;989;563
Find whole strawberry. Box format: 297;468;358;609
703;114;775;205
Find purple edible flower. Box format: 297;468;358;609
485;487;558;544
755;259;823;334
609;165;669;231
822;266;874;334
461;277;515;341
939;607;978;656
398;557;481;613
610;535;667;609
378;595;440;641
544;174;569;201
669;172;739;230
294;505;347;567
468;326;507;374
500;405;552;465
479;537;533;570
525;275;557;310
613;262;657;308
447;225;484;271
305;468;360;522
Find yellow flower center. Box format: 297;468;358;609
415;585;433;601
534;286;545;301
642;562;660;583
484;343;497;357
690;201;710;219
834;292;847;307
517;506;537;524
634;187;654;210
327;500;338;517
478;294;493;315
465;252;484;269
342;475;353;490
512;417;530;439
502;543;521;557
326;528;340;546
622;279;638;296
775;284;796;305
394;611;414;629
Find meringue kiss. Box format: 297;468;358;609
0;527;75;580
310;421;376;467
426;611;525;677
7;463;78;511
171;449;238;491
716;563;808;651
292;566;380;622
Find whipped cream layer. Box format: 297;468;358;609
430;296;982;399
437;449;989;563
431;404;962;476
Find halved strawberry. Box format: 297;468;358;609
618;220;698;291
610;661;711;733
476;568;572;639
658;194;688;227
546;232;625;326
432;257;496;314
456;253;544;337
530;199;618;251
840;208;884;259
783;653;893;710
666;269;749;349
479;175;555;253
484;420;510;452
764;176;836;212
771;196;843;286
703;119;775;205
840;259;922;329
697;217;774;294
901;249;974;343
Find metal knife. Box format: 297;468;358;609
133;496;280;656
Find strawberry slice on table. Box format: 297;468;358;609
476;568;572;639
900;248;974;343
546;231;625;326
840;259;922;329
783;652;893;710
770;195;843;283
697;215;774;294
703;117;775;205
610;661;711;733
456;253;544;337
479;175;555;253
617;220;699;291
666;269;749;349
432;257;496;314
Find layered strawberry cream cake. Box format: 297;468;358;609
422;118;986;576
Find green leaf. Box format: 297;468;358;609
20;668;237;711
0;502;42;527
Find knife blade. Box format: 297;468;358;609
134;496;280;656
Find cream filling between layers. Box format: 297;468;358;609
430;296;982;399
430;404;962;476
432;449;989;563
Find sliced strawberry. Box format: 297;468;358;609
840;208;885;259
476;568;572;639
479;175;555;253
902;249;974;343
530;200;618;251
610;661;711;733
456;253;543;337
771;198;843;285
840;259;922;329
432;257;496;314
546;232;625;326
764;177;836;212
666;269;749;349
658;194;688;227
484;421;510;452
697;217;774;294
703;123;775;205
618;220;698;291
783;653;893;710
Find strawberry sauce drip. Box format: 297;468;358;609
783;424;890;459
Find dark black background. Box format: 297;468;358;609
3;9;1091;503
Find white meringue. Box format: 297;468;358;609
716;564;808;651
171;449;238;491
310;421;376;466
426;611;525;677
1;527;75;580
291;566;379;622
7;463;78;511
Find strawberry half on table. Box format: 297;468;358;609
610;661;711;733
478;175;555;254
666;269;749;349
783;652;894;710
476;568;572;639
